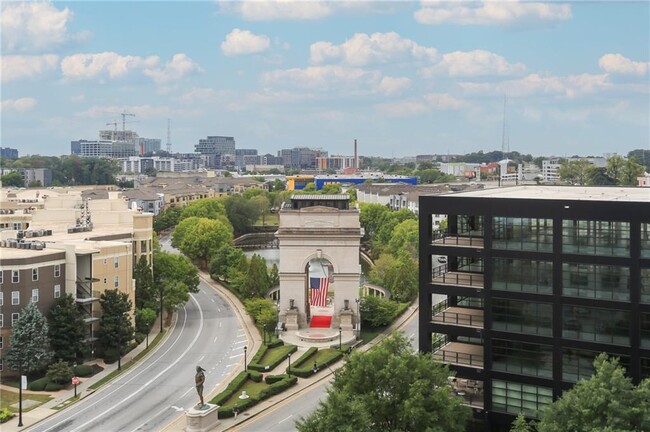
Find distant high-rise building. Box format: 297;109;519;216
0;147;19;160
235;149;258;169
195;136;236;168
278;147;327;170
138;138;162;155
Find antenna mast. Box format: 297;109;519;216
501;95;507;160
166;118;172;153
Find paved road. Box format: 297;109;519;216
26;278;245;432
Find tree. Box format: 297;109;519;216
223;195;262;235
244;298;278;342
209;245;247;281
321;183;342;194
99;289;134;370
153;206;182;232
135;307;157;335
536;354;650;432
240;253;271;298
154;251;200;293
46;360;74;385
179;198;229;225
173;217;234;269
359;203;391;243
558;159;591;185
374;209;417;257
628;149;650;172
269;263;280;287
510;413;534;432
386;219;419;260
5;303;53;374
360;296;402;327
48;294;86;362
0;171;24;187
133;256;155;309
296;333;471;432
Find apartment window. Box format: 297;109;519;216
141;240;147;254
562;220;630;257
492;380;553;417
12;270;19;283
114;276;119;288
493;298;552;336
12;313;20;327
0;336;3;349
493;217;553;252
492;339;552;378
642;223;650;258
642;313;650;350
642;358;650;379
54;264;61;278
642;268;650;304
0;359;3;372
0;270;3;284
54;284;61;298
11;291;20;305
493;258;552;294
563;305;629;345
0;291;2;306
0;314;3;327
563;263;630;301
31;288;39;303
114;257;119;268
32;268;39;281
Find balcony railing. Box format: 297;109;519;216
433;342;484;369
432;306;484;328
432;269;484;289
449;378;484;409
431;233;484;248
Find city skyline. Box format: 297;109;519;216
1;1;648;158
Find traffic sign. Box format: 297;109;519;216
72;376;80;385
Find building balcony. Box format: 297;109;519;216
76;296;99;304
431;268;484;290
431;233;484;249
433;341;484;369
432;306;484;329
449;377;484;410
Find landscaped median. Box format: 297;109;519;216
288;347;343;378
247;339;297;372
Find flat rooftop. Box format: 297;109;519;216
429;186;649;202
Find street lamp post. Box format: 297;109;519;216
244;346;248;372
18;364;23;427
355;298;361;339
338;327;342;351
312;361;318;375
159;284;164;333
287;352;292;375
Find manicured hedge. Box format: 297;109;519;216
216;374;298;419
291;347;318;368
28;377;49;391
290;350;343;378
248;370;263;382
73;364;94;377
45;382;64;391
266;339;284;349
249;344;269;365
264;374;287;384
248;344;297;372
210;371;249;406
0;408;14;423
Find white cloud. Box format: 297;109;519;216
376;93;466;116
221;29;271;56
598;53;649;76
1;2;87;53
218;0;332;21
70;94;85;103
414;0;572;26
377;77;411;95
420;50;526;77
310;32;438;66
143;53;202;83
459;73;610;98
1;97;37;112
1;54;59;82
60;52;200;83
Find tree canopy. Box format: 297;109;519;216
172;216;234;269
5;303;53;374
296;333;471;432
99;289;134;368
48;294;87;362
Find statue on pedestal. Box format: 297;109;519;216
195;365;206;409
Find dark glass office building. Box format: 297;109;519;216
418;186;650;430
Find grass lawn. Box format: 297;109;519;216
311;348;341;363
219;380;269;410
257;345;295;370
254;213;279;226
0;388;53;413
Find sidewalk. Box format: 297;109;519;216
1;313;169;432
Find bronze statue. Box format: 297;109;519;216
195;365;206;408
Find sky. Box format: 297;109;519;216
1;1;649;159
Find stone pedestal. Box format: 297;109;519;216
339;309;354;332
185;403;220;432
285;308;299;331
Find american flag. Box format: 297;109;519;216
310;277;329;307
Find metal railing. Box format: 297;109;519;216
433;348;484;368
432;310;484;328
432;271;484;288
431;232;484;247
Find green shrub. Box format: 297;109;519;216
249;344;268;364
291;347;317;368
103;348;119;364
266;339;284;349
248;370;263;382
216;374;298;419
290;350;343;378
0;408;14;423
134;332;145;345
73;364;93;377
265;374;288;384
27;377;49;391
46;360;74;385
249;344;297;372
45;382;64;391
210;371;248;406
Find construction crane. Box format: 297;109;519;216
120;111;135;132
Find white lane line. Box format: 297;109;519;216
181;386;194;398
211;298;215;302
198;355;205;362
279;415;293;424
229;353;244;359
233;339;247;345
69;294;205;432
219;322;222;328
218;308;221;312
225;363;237;368
128;405;170;432
213;336;218;343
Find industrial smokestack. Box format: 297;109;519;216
354;139;358;170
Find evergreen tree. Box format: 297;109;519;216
242;254;270;298
133;256;154;309
48;294;86;362
99;289;134;370
6;303;53;374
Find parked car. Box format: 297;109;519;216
438;256;447;264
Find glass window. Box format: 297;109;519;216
563;348;631;383
562;220;630;257
0;270;3;284
0;336;3;350
493;217;553;252
54;264;61;278
114;257;119;268
562;263;630;301
141;240;147;254
642;268;650;304
114;276;119;288
642;223;650;258
11;291;19;305
31;289;39;303
54;284;61;298
493;258;552;294
32;268;38;281
493;299;552;336
12;270;19;283
0;314;3;327
642;313;650;350
0;291;2;306
493;339;552;378
563;305;629;345
12;313;19;326
642;358;650;380
492;380;552;417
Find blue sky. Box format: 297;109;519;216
1;1;648;158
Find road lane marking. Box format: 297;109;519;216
233;339;247;345
279;415;293;424
63;294;205;432
129;405;171;432
198;355;205;362
214;336;218;342
229;353;244;359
